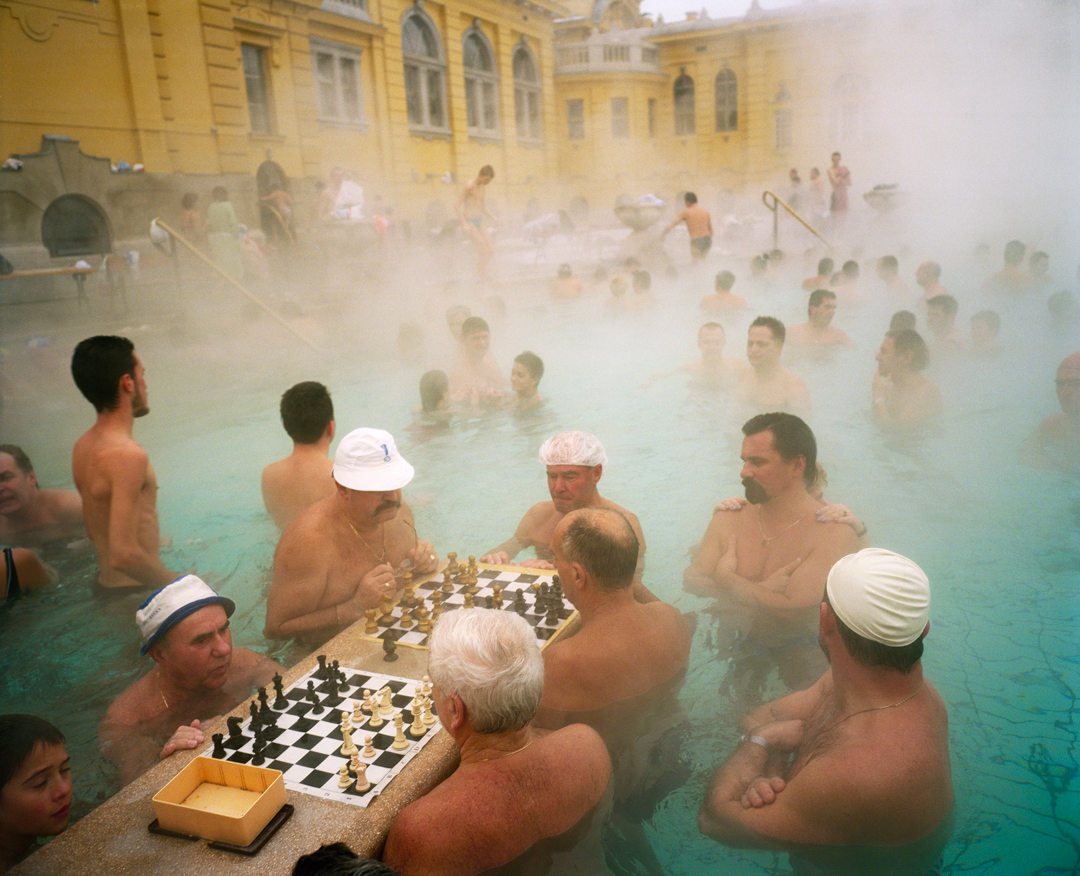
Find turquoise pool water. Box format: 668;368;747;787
1;247;1077;872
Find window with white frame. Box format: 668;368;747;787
241;43;275;134
463;25;499;138
674;71;694;136
402;8;447;133
715;67;737;132
312;40;364;126
513;42;542;142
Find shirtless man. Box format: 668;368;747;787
661;191;713;261
265;428;437;645
646;323;741;391
457;165;496;278
382;608;611;876
699;549;953;874
736;318;812;419
685;413;860;692
448;316;504;408
925;294;967;358
826;151;850;231
70;336;177;591
0;445;83;547
801;257;833;292
981;239;1031;294
536;508;691;725
1023;352;1080;471
872;329;942;425
915;261;948;304
700;271;749;311
100;576;281;786
480;431;645;579
785;290;851;349
261;381;335;530
876;255;909;297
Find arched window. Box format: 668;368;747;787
402;8;447;132
714;67;737;132
674;71;694;136
463;25;499;138
513;41;542;142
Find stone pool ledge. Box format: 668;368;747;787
11;626;459;876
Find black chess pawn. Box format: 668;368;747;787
325;674;339;700
306;681;323;714
212;733;226;759
383;636;399;663
227;716;243;739
546;603;560;626
249;701;261;728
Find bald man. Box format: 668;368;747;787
1024;352;1080;471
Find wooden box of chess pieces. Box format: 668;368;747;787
152;756;287;846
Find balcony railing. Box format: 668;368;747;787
555;37;661;74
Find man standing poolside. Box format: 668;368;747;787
382;609;611;875
699;549;953;874
261;381;336;530
265;428;438;645
736;318;812;418
457;165;496;279
100;576;281;786
872;329;942;425
71;336;177;591
480;431;646;581
0;445;83;548
537;508;690;725
685;413;859;692
661;192;713;260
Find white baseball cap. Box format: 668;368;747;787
136;575;235;655
825;548;930;647
333;428;414;492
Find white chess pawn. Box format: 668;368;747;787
353;699;363;724
422;696;436;727
362;689;373;713
337;763;353;789
362;734;376;758
421;675;432;697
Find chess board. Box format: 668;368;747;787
366;564;576;650
211;664;439;807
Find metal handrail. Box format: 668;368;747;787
762;190;831;250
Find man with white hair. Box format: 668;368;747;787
100;575;282;786
699;548;953;872
265;428;438;645
480;431;645;579
382;608;611;875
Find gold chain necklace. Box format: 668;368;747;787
345;515;387;562
757;506;806;548
467;738;533;765
832;682;924;729
156;669;170;711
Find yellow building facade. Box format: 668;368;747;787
0;0;887;240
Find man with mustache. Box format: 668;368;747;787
100;576;281;786
685;413;859;696
265;428;438;646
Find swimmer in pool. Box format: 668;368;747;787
735;318;812;418
265;428;438;644
261;382;336;530
785;290;851;349
70;336;178;591
699;271;749;312
685;414;860;693
0;715;73;874
507;352;544;413
644;323;741;391
1023;352;1080;472
872;329;942;425
925;294;967;358
0;445;83;548
699;549;954;875
480;431;647;583
535;509;691;726
456;165;496;279
660;191;713;261
382;609;611;876
448;317;505;409
914;260;948;304
100;576;281;787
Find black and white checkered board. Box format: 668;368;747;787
211;665;439;807
369;565;575;649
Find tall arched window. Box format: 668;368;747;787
463;25;499;138
714;67;737;132
513;41;542;142
674;71;695;136
402;7;447;133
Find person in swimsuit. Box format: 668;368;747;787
3;548;51;600
661;192;713;260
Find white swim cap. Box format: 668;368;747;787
825;548;930;647
538;431;607;468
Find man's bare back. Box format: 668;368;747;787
786;322;850;347
72;427;173;589
872;373;942;424
261;452;334;529
736;363;812;419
